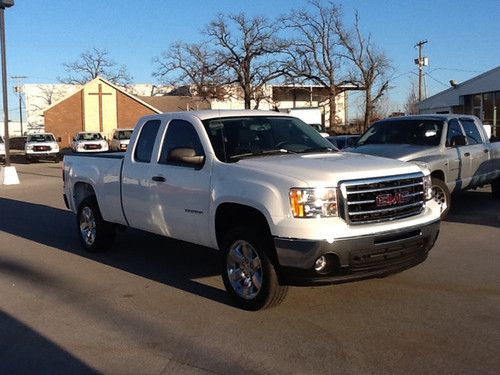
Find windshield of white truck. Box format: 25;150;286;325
27;134;56;143
116;130;133;140
203;116;336;162
77;133;103;141
357;119;444;147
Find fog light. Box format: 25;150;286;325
314;256;327;273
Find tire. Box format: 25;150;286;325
53;155;60;163
76;196;115;252
492;176;500;199
432;177;451;219
221;227;288;311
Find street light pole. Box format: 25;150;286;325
0;0;19;185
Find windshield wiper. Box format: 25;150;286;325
299;147;336;154
229;148;297;161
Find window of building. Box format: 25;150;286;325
134;120;161;163
460;118;482;144
483;92;494;124
159;120;204;166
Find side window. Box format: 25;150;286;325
134;120;161;163
446;119;464;147
460;118;482;145
159;120;204;166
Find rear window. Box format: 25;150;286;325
460;118;482;145
134;120;161;163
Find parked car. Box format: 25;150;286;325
0;135;5;162
109;129;134;151
347;115;500;218
327;135;360;149
63;110;441;310
8;136;27;157
24;133;61;163
72;132;109;153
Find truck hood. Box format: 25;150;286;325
347;144;439;162
236;151;422;186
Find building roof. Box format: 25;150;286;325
418;66;500;111
43;77;162;114
138;96;211;113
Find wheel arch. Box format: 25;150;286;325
215;202;272;250
73;182;97;210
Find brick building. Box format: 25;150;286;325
44;77;161;147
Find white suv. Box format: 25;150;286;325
25;133;60;163
0;135;5;162
72;132;109;153
109;129;133;151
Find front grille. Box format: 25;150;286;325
85;144;102;150
34;145;51;152
340;173;425;224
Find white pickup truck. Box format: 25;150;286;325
63;110;441;310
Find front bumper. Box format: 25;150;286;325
274;219;440;285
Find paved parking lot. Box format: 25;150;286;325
1;161;499;374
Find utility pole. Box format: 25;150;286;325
12;74;26;136
414;40;428;101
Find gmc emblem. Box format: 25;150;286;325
376;191;410;207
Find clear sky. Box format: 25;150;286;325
3;0;500;120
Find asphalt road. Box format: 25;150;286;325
1;161;499;374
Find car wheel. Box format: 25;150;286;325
53;155;60;163
76;196;115;252
221;227;288;310
492;176;500;199
432;178;451;219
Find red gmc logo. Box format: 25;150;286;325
376;191;410;207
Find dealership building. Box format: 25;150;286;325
417;66;500;137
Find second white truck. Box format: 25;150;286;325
63;110;441;310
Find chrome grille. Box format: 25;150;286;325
340;173;425;224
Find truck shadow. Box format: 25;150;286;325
0;309;98;374
446;188;500;228
0;197;231;307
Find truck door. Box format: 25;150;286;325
148;119;212;247
459;117;490;187
121;119;163;233
444;119;468;191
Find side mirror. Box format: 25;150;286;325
451;134;467;147
168;147;204;167
57;137;62;142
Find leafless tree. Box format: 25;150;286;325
30;84;67;111
153;42;228;101
59;47;132;85
334;11;393;132
205;13;288;109
281;1;353;130
404;82;419;115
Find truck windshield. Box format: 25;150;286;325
77;133;103;141
27;134;56;143
117;130;132;140
357;119;444;147
202;116;335;162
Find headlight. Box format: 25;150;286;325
26;145;33;151
77;144;85;150
289;187;338;218
423;175;433;200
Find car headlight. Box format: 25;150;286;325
26;145;33;151
289;187;338;218
423;175;433;200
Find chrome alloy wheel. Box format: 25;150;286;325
79;206;97;246
226;240;263;300
432;185;448;211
